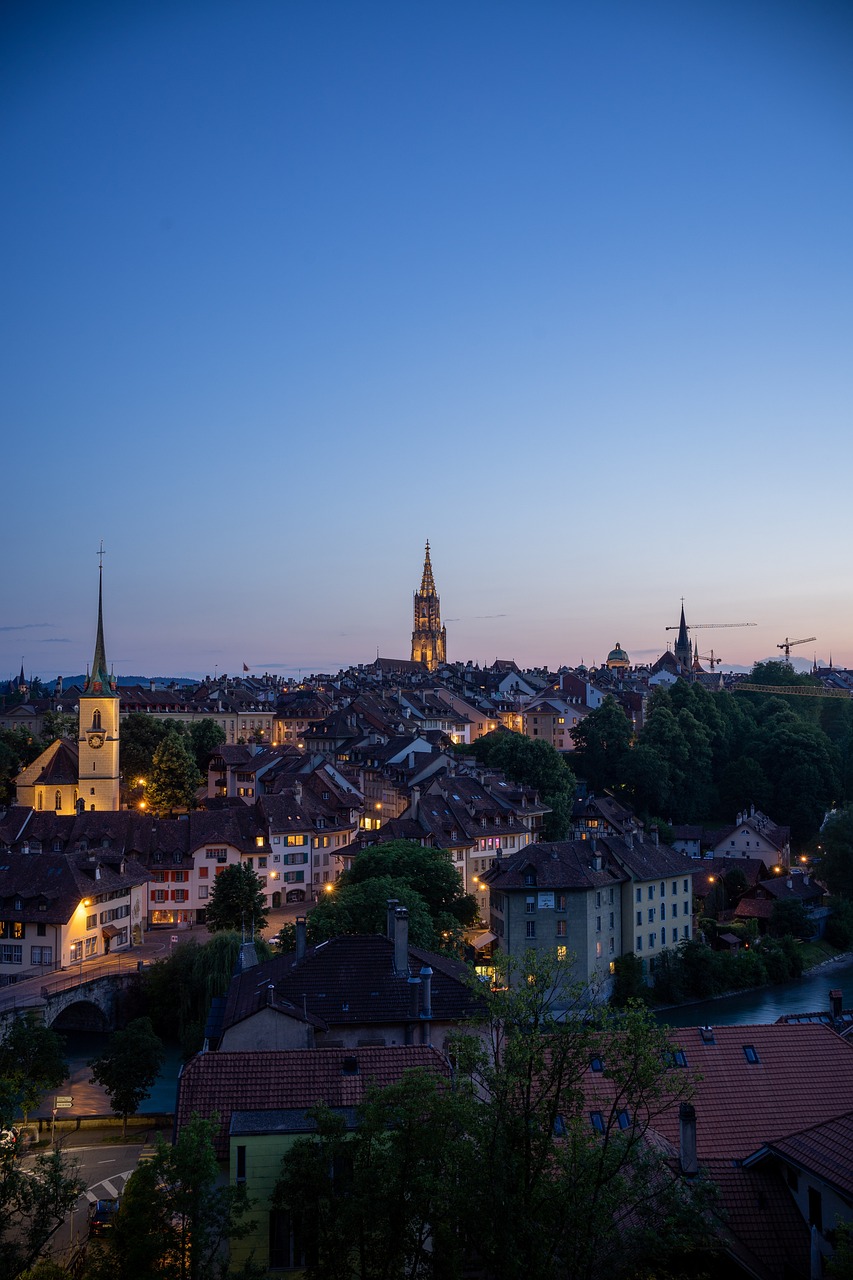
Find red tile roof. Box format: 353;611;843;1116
177;1045;449;1156
587;1023;853;1163
758;1110;853;1200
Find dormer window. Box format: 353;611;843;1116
14;898;22;911
523;870;536;887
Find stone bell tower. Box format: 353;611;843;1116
77;550;120;811
410;541;446;672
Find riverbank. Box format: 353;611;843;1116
653;943;853;1018
655;948;853;1028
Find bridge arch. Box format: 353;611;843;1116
48;999;110;1033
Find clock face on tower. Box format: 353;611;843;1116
87;732;106;749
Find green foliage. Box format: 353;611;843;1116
768;898;813;940
144;933;273;1058
146;727;201;814
188;719;226;772
300;878;437;949
0;1012;67;1125
86;1113;260;1280
652;935;803;1004
205;863;269;935
343;841;477;931
569;697;633;793
825;897;853;949
610;952;648;1006
120;714;178;794
0;1146;84;1280
816;808;853;899
462;729;577;839
89;1017;165;1137
274;950;720;1280
0;727;42;805
39;710;77;742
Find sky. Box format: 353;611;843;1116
2;0;852;680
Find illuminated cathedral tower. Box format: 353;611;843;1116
411;541;446;672
77;555;120;811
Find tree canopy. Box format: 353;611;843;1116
85;1113;259;1280
205;863;269;936
461;730;577;839
146;728;202;815
274;950;720;1280
0;1012;67;1125
282;842;477;953
568;673;851;844
89;1017;165;1138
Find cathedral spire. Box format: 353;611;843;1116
420;540;436;596
411;541;446;672
674;599;692;673
84;550;117;696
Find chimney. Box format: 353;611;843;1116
266;982;276;1007
750;802;755;818
626;828;634;849
386;898;399;941
411;786;420;820
149;679;156;692
592;850;603;873
786;874;793;889
293;781;303;804
408;974;422;1019
295;917;307;963
419;966;433;1018
803;872;810;886
651;825;659;847
408;752;415;770
829;989;843;1021
679;1103;698;1176
394;907;409;976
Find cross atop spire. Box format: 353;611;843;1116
84;548;117;697
419;540;436;596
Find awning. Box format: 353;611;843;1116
470;931;496;951
102;924;121;938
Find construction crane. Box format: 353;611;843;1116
665;621;756;632
777;636;816;659
697;651;723;670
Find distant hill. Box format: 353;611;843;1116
58;674;200;689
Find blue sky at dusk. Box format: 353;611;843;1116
2;0;852;680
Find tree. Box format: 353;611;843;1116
816;808;853;900
89;1017;165;1138
0;1146;84;1280
146;729;202;815
463;730;577;839
205;863;268;935
768;898;813;941
0;1012;68;1126
188;719;226;773
299;877;436;949
274;950;720;1280
569;698;632;793
39;710;77;742
145;933;274;1059
342;841;477;935
120;714;176;797
86;1113;260;1280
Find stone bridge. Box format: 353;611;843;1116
0;961;146;1035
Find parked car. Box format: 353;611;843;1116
88;1198;120;1236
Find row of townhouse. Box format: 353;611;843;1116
483;829;696;998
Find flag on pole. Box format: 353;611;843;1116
243;663;250;672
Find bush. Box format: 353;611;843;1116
825;898;853;949
611;952;648;1006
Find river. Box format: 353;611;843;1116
657;953;853;1027
34;1031;184;1118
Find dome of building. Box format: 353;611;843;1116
605;643;630;670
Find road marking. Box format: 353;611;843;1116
97;1159;112;1164
100;1179;119;1198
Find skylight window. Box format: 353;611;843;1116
743;1045;760;1064
589;1112;605;1133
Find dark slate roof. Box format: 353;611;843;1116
220;934;479;1035
595;833;695;882
0;849;148;924
177;1045;449;1156
481;841;626;893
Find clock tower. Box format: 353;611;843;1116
77;556;120;811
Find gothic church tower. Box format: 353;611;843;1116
77;559;120;811
411;541;446;672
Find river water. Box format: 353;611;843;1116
657;953;853;1027
34;1032;184;1119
